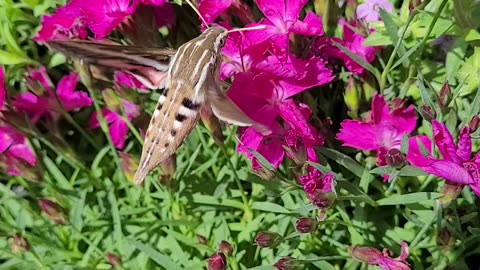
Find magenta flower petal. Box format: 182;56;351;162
34;0;88;42
0;126;36;166
456;126;472;162
109;118;129;149
199;0;233;26
56;73;93;111
115;72;148;90
337;120;378;151
432;121;461;164
8;143;37;166
12;93;51;123
289;11;323;36
406;135;432;167
141;0;167;5
25;66;54;94
82;0;138;39
422;160;475;185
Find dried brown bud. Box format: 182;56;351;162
254;231;283;248
273;257;301;270
106;253;122;268
218;240;233;256
197;234;208;245
8;234;28;254
469;115;480;133
38;199;65;225
419;104;436;122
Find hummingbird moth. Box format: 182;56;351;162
47;24;265;185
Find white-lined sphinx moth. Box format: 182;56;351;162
47;26;263;185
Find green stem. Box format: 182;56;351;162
410;201;440;248
219;144;252;220
60;110;101;150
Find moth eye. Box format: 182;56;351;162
219;38;226;47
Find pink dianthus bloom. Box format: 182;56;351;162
357;0;393;22
337;94;416;166
407;121;480;197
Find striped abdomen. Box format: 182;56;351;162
132;27;229;184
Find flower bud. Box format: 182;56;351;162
38;199;65;225
200;107;225;145
469;115;480;133
308;190;336;210
253;167;275;181
439;81;451;109
385;148;406;168
106;253;122;268
344;76;359;115
273;257;301;270
438;183;463;207
436;227;455;250
207;253;226;270
254;231;283;248
8;234;28;254
218;240;233;256
102;88;122;113
119;152;139;182
159;154;176;190
197;234;208;245
295;217;318;233
419;104;436;122
349;245;383;264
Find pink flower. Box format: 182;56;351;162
13;68;92;123
0;67;5;109
228;69;330;169
88;99;139;149
153;2;176;29
337;94;416;166
315;20;376;74
114;72;148;91
407;121;480;197
357;0;393;22
140;0;167;5
0;125;36;176
34;0;88;42
250;0;323;54
81;0;138;39
299;170;334;195
199;0;233;26
349;241;410;270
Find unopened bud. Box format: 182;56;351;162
253;167;275;181
469;115;480;133
200;107;224;145
8;234;28;254
38;199;65;225
295;217;318;233
254;231;283;248
419;105;436;122
106;253;122;268
273;256;301;270
308;190;336;210
197;234;208;245
159;154;176;190
344;76;359;115
119;152;139;182
439;82;451;109
385;148;406;168
207;253;226;270
218;240;233;256
348;245;383;264
438;183;463;207
436;227;455;250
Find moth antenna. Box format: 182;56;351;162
184;0;209;28
226;25;267;34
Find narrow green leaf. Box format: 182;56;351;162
247;148;274;171
43;156;72;190
129;239;182;269
318;147;365;178
107;189;123;242
333;41;380;78
376;192;442;205
251;202;290;214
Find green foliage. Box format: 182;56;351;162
1;0;480;269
